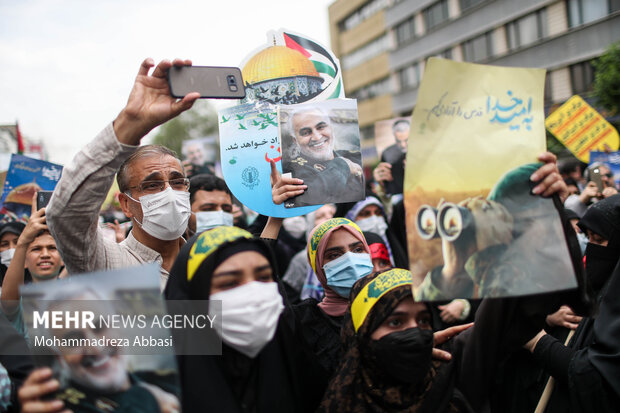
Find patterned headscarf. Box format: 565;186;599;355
319;269;454;412
307;218;369;317
165;226;274;301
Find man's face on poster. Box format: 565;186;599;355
393;121;410;154
292;110;335;161
186;144;206;166
51;301;130;393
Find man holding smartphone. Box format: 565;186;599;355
564;162;618;217
46;58;200;290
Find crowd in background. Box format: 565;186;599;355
0;58;617;413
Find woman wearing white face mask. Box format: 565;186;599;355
344;196;409;269
165;226;328;413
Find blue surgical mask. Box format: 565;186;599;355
196;210;234;233
323;252;373;298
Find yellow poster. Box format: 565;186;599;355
405;58;577;301
545;95;619;163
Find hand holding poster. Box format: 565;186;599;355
219;29;349;217
20;265;184;412
279;98;364;208
374;117;410;196
405;58;577;301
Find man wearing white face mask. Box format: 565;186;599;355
186;174;234;237
47;58;201;290
344;196;409;269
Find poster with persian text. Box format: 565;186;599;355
0;154;62;220
405;58;578;301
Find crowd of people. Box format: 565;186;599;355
0;58;617;413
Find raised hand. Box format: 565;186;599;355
270;160;307;205
114;58;200;145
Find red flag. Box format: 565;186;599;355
15;121;25;154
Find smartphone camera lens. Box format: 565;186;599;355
227;75;238;92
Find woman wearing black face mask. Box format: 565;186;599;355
518;195;620;413
578;194;620;300
320;269;476;412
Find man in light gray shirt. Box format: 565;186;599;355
47;58;200;290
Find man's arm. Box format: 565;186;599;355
47;58;199;275
1;201;46;311
46;124;136;274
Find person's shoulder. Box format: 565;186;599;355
334;149;361;161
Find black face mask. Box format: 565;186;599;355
585;242;618;296
365;327;434;385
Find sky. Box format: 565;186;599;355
0;0;334;166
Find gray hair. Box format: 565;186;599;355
116;145;182;194
392;119;410;134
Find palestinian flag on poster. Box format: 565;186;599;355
281;30;345;100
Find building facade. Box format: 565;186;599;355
329;0;620;163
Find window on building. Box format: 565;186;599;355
350;77;392;101
436;47;453;59
398;63;420;90
462;31;493;62
340;0;394;31
567;0;611;27
570;60;595;95
424;0;449;31
342;35;390;70
544;73;553;105
506;9;548;51
396;16;416;46
459;0;487;12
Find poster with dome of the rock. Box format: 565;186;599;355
219;29;349;218
240;29;345;105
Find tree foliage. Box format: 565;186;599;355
151;100;219;155
593;41;620;115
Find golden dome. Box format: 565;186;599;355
242;46;320;85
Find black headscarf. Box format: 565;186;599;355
164;226;328;413
578;194;620;298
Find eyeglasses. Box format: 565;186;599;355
128;178;190;194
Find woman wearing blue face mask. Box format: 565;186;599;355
293;218;374;376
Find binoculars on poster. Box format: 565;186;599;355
415;203;475;241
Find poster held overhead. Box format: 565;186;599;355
279;98;364;208
405;58;578;301
545;95;619;163
0;155;62;220
219;28;347;217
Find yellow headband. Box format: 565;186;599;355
307;218;362;274
187;226;253;281
351;268;413;333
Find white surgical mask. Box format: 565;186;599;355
195;211;234;233
282;216;307;239
0;249;15;266
356;215;388;237
209;281;284;358
127;187;191;241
